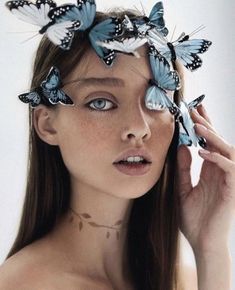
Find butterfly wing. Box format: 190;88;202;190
178;132;193;147
18;91;41;108
149;47;180;91
46;20;81;49
5;0;56;27
89;17;123;66
96;37;147;57
145;84;180;116
41;67;74;105
48;0;96;31
145;85;169;111
148;1;168;36
174;39;212;71
188;94;205;110
179;101;202;146
45;89;74;105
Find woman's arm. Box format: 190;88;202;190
194;246;232;290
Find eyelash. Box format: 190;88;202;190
86;98;116;112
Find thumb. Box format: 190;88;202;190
176;145;193;197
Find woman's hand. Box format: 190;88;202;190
176;104;235;253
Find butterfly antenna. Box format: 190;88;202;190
189;24;206;37
21;33;39;44
129;65;149;82
8;30;38;34
170;25;177;42
133;5;142;15
139;0;146;15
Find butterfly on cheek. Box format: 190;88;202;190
5;0;82;50
144;46;181;117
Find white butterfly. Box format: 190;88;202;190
6;0;81;50
96;37;148;58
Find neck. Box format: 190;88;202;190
49;179;134;287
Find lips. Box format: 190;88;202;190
113;148;152;164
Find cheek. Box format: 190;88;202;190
56;112;115;172
154;113;175;159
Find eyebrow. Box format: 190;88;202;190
63;77;125;89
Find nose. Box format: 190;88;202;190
121;105;152;146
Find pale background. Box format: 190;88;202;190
0;0;235;287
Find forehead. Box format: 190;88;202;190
65;45;152;86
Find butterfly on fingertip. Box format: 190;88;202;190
148;29;212;71
19;66;74;108
5;0;81;50
178;98;206;148
145;46;181;115
188;94;205;110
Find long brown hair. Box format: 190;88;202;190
5;9;184;290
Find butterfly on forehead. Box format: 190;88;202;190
5;0;81;50
19;66;74;108
47;0;123;66
178;95;207;148
143;45;181;116
147;27;212;71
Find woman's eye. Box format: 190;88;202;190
86;98;116;111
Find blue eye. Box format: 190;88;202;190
87;98;116;111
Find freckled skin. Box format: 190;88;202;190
51;46;175;199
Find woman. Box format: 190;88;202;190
0;2;234;290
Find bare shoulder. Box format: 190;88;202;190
0;239;113;290
0;240;52;290
180;264;198;290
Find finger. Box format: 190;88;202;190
195;123;235;160
198;148;235;174
176;145;193;197
190;108;216;133
197;104;212;124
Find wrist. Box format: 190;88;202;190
193;246;232;290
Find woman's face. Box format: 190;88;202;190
52;46;175;199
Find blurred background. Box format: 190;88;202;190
0;0;234;286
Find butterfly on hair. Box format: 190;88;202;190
47;0;123;66
144;45;181;117
96;37;148;58
18;66;74;108
5;0;81;50
123;1;168;38
147;28;212;71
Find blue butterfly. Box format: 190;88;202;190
19;67;74;108
48;0;123;66
5;0;81;50
178;96;206;148
145;46;181;116
188;94;205;109
148;30;212;71
132;2;168;37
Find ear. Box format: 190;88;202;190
33;105;59;146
